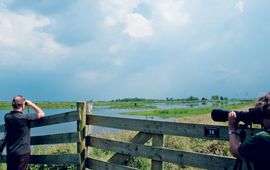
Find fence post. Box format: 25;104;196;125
77;102;87;170
85;102;93;167
151;134;164;170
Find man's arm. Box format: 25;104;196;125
25;100;45;119
228;111;241;158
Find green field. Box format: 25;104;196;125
0;98;256;170
0;98;254;112
0;101;76;110
121;100;254;118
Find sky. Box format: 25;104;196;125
0;0;270;101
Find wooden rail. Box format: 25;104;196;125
0;103;85;170
0;102;257;169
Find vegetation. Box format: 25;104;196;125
88;130;230;170
0;101;76;110
87;101;253;170
28;144;77;169
0;96;254;110
0;97;256;169
122;100;255;118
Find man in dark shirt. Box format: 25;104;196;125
4;95;45;170
228;92;270;170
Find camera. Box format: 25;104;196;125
211;107;265;125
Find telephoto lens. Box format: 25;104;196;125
211;109;230;122
211;108;264;125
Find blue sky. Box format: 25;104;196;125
0;0;269;101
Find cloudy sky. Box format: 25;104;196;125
0;0;269;101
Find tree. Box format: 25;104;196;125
201;97;207;101
187;96;199;101
211;95;220;100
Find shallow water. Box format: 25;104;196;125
0;102;226;135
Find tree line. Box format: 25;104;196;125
111;95;229;102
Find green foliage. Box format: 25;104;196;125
90;130;231;170
128;157;150;170
122;100;254;118
0;101;11;110
211;95;220;100
187;96;199;101
0;101;76;110
0;164;7;169
33;102;76;109
28;144;76;170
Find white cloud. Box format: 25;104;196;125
151;0;190;26
0;10;50;46
0;8;68;70
123;13;153;38
101;0;191;40
235;0;245;13
101;0;139;27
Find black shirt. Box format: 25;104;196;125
238;131;270;170
4;111;35;155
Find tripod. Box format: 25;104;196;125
233;124;253;170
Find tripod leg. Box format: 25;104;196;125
233;159;242;170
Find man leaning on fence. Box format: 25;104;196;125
4;95;45;170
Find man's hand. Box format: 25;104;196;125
25;100;45;119
228;111;238;131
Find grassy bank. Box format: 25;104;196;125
121;100;255;118
95;101;157;109
0;99;255;110
0;101;76;110
0;101;254;169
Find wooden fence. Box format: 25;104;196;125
0;102;258;170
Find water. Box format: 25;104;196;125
0;109;76;136
0;102;217;135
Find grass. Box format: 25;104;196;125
121;101;255;118
94;101;157;109
0;101;76;110
0;100;256;169
0;99;255;110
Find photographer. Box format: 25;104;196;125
228;92;270;170
4;95;45;170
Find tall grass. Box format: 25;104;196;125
0;101;253;169
122;101;254;118
89;130;230;170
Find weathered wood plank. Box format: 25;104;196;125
85;102;93;162
0;154;80;164
87;136;236;170
151;134;164;170
86;158;139;170
77;102;87;170
31;110;78;128
30;132;80;145
0;111;78;132
87;115;259;141
108;132;153;164
29;154;80;164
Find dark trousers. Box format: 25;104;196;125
7;153;30;170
